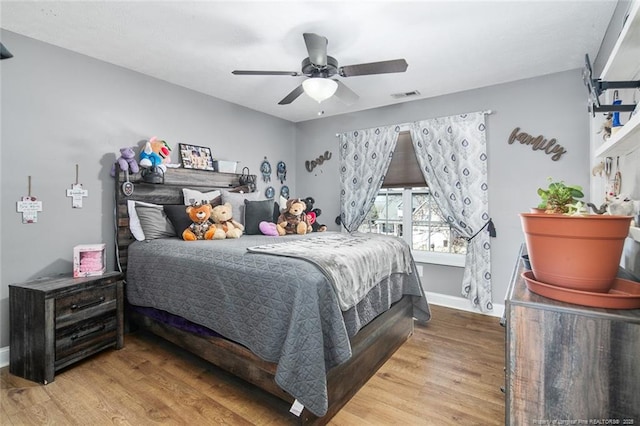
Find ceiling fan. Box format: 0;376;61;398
232;33;408;105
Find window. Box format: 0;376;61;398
358;189;467;267
356;131;466;267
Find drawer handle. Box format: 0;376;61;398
70;324;107;341
71;296;105;311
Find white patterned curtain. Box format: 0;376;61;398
338;126;400;232
409;112;494;312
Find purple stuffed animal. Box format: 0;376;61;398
110;147;140;177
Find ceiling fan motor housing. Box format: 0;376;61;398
302;56;339;78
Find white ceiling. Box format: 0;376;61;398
1;1;617;123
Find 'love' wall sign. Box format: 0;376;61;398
508;127;567;161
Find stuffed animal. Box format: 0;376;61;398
110;147;140;177
303;196;327;232
211;202;244;239
139;141;164;170
149;136;172;165
182;202;216;241
277;198;312;235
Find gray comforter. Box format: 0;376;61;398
126;232;430;417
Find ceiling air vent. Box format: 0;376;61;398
391;90;421;99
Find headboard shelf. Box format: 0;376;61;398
115;167;254;273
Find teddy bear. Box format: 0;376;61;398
211;202;244;239
303;196;327;232
277;198;312;235
110;147;140;177
182;202;216;241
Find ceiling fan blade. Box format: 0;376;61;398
339;59;408;77
278;84;305;105
303;33;328;66
333;80;359;105
232;70;300;76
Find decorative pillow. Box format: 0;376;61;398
163;204;193;237
182;188;222;206
127;200;174;241
244;199;277;235
221;190;261;225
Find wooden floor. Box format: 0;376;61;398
1;305;506;425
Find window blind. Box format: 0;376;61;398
382;131;426;188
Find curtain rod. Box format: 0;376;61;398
335;110;494;137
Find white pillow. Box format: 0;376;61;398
182;188;222;206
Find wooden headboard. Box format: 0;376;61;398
114;167;254;273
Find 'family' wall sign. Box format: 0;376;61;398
508;127;567;161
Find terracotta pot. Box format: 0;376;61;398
520;213;632;293
529;207;546;214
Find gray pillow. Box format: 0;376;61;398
135;205;176;239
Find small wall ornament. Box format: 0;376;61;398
277;161;287;184
17;176;43;224
66;164;88;208
260;156;272;183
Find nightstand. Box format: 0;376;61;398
9;271;124;384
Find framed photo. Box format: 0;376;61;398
179;143;214;170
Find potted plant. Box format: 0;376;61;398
521;178;632;294
535;178;585;214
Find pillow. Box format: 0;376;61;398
244;199;277;235
127;200;174;241
182;188;222;206
221;190;261;225
163;205;193;237
136;205;176;240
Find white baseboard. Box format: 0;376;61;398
0;292;502;370
0;346;9;368
426;291;505;319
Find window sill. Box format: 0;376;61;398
412;251;466;268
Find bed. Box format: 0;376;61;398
115;167;430;424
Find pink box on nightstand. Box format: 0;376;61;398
73;244;106;278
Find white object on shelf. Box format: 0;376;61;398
630;226;640;243
213;160;238;173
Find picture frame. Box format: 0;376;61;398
179;143;215;171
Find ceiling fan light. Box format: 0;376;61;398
302;78;338;103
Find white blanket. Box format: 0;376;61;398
248;232;414;310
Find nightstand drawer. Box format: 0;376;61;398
56;314;118;364
55;284;117;328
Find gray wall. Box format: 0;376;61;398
1;29;592;350
0;30;296;348
294;69;590;304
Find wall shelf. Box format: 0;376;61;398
594;111;640;158
601;1;640;81
593;1;640;159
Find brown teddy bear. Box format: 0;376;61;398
183;202;215;241
277;198;312;235
211;202;244;239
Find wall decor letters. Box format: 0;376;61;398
305;150;332;173
508;127;567;161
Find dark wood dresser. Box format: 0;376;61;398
9;271;124;384
505;247;640;424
